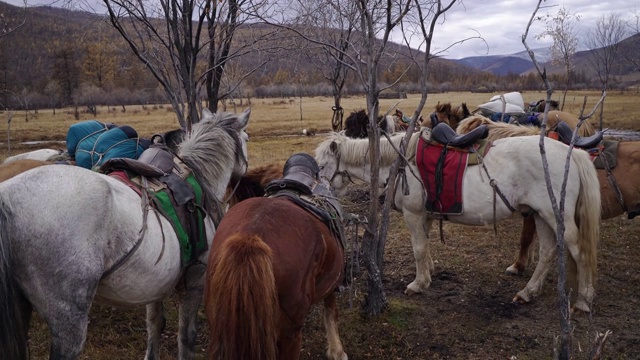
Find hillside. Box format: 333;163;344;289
456;35;640;83
0;0;487;109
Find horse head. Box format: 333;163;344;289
315;134;352;197
430;103;470;130
178;107;251;208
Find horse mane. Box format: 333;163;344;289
456;115;540;141
316;132;413;168
227;163;284;207
178;110;247;217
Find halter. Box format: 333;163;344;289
326;149;353;187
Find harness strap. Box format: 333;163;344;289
600;152;626;213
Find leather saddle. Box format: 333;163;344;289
555;121;604;149
431;122;489;148
265;153;345;249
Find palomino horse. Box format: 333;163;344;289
432;102;596;137
343;109;395;138
205;154;347;360
2;148;66;164
315;130;601;312
0;108;250;360
456;116;640;275
0;159;51;182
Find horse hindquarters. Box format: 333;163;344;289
205;233;278;360
0;201;29;360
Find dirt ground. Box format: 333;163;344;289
22;163;640;360
14;129;640;358
292;184;640;360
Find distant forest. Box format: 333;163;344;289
0;1;633;112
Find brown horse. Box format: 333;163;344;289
0;159;52;182
428;102;471;129
455;116;639;275
226;163;284;207
343;109;395;138
204;196;347;360
433;102;595;137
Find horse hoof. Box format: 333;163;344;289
512;292;531;304
505;264;523;276
571;300;591;314
404;283;425;296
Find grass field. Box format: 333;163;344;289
2;90;639;164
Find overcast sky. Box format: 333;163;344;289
4;0;638;59
423;0;639;59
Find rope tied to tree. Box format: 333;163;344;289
332;105;344;132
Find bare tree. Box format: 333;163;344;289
537;6;580;111
524;2;608;358
293;0;357;131
622;8;640;72
204;0;278;113
104;0;274;131
0;1;26;40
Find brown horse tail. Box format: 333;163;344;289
0;197;29;360
573;148;601;290
205;233;278;360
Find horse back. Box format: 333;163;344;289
213;197;344;307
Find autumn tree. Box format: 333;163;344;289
538;6;580;110
51;41;82;106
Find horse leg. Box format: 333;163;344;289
506;215;537;276
513;215;555;304
144;301;165;360
323;293;348;360
563;216;595;313
42;281;98;360
278;327;303;360
403;210;434;295
176;290;202;360
177;264;206;360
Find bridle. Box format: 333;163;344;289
325;149;354;188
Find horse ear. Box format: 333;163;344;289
462;103;471;118
202;108;213;119
237;108;251;129
330;141;338;154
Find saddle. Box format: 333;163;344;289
100;143;208;265
265;153;345;249
556;121;604;149
431;122;489;148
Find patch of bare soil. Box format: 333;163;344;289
297;183;640;360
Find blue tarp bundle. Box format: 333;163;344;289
66;120;149;169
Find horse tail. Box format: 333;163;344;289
572;149;601;286
0;197;28;360
205;233;278;360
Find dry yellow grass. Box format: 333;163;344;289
2;90;638;164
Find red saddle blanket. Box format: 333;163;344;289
415;138;470;215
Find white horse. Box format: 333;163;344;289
2;148;65;164
315;130;601;312
0;108;250;360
